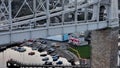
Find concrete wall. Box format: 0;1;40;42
91;28;118;68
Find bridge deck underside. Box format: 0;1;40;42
0;21;108;45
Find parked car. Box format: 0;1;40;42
42;57;49;61
52;54;60;57
52;56;59;61
51;42;60;47
51;42;57;47
26;42;33;46
38;45;47;52
56;61;63;65
18;47;26;52
28;52;35;55
0;46;6;52
40;40;47;44
47;48;55;54
32;47;38;50
13;47;26;52
44;61;52;65
40;54;47;57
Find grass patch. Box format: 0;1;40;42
68;45;91;59
68;47;81;59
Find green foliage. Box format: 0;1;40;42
68;48;80;58
68;45;91;59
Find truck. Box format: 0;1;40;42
68;33;88;46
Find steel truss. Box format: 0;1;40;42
0;0;119;45
0;0;96;31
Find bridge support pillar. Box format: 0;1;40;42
91;28;118;68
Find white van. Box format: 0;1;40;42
68;33;88;46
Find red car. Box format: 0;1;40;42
28;52;35;55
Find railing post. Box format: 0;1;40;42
84;7;88;23
33;0;37;28
46;0;50;37
75;0;78;33
62;0;65;36
97;0;100;29
96;0;100;22
8;0;12;44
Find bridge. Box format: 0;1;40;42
0;0;119;45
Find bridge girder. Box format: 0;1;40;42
0;0;119;45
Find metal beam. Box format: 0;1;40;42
33;0;37;27
0;1;99;29
8;0;12;44
0;1;98;25
75;0;78;33
0;21;108;45
46;0;50;37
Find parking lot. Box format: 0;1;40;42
0;38;91;68
23;38;80;63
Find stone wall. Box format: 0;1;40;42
91;28;118;68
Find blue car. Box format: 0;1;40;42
13;47;26;52
52;56;59;61
56;61;63;65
